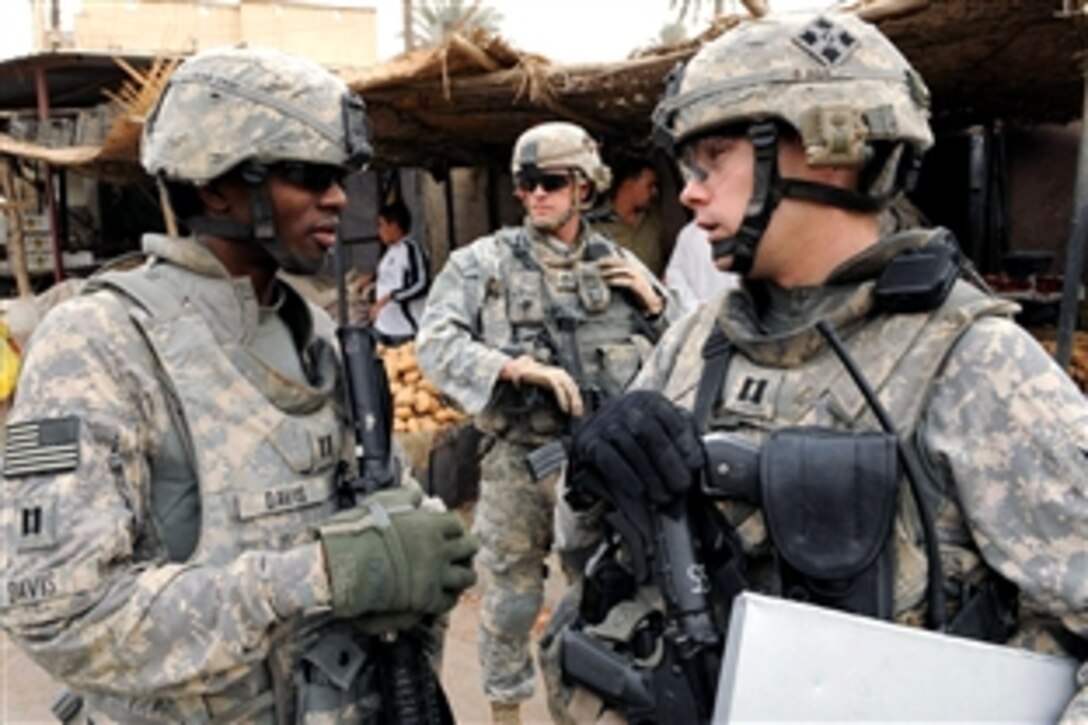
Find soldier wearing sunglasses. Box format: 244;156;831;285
417;121;678;724
0;46;477;723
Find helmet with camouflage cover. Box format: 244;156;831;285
657;14;931;191
511;122;612;195
655;13;932;181
652;13;933;274
140;46;371;274
141;46;371;185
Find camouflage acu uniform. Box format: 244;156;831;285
552;230;1088;720
417;221;674;705
0;235;394;722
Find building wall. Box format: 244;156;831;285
1006;122;1080;277
50;1;376;69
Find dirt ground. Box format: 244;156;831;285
0;555;565;724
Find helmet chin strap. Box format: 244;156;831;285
185;165;323;275
248;182;321;275
712;121;887;275
711;121;782;275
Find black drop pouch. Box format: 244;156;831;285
760;428;900;619
873;241;959;314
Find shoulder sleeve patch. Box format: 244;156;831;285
3;417;81;478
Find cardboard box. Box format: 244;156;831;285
714;592;1078;723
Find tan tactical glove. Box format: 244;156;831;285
502;355;585;417
319;487;478;619
597;256;664;317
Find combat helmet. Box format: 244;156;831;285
653;13;933;272
142;46;371;184
511;122;613;196
141;46;371;273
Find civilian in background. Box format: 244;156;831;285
587;153;666;276
370;201;430;346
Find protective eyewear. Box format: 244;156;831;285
676;138;725;185
677;157;709;185
516;171;572;193
273;162;350;192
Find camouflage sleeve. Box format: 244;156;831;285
921;317;1088;713
0;293;330;697
416;242;511;414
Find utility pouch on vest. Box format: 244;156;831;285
294;625;380;723
576;261;611;313
761;428;899;620
596;343;642;396
507;271;546;324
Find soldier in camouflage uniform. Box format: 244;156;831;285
0;47;476;723
416;121;678;724
549;13;1088;722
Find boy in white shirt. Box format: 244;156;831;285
370;201;429;345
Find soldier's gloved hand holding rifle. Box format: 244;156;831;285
502;354;586;417
318;486;478;622
570;390;705;504
561;391;722;724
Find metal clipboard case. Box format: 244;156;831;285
713;592;1078;723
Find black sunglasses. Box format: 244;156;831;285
516;171;571;193
273;162;349;192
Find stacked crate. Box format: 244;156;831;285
20;213;55;274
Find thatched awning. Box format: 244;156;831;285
3;1;1086;174
349;0;1088;168
873;0;1088;125
0;114;144;181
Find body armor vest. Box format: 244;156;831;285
675;279;1015;622
476;229;655;442
78;262;370;723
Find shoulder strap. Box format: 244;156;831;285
83;267;198;485
83;266;180;321
693;326;734;432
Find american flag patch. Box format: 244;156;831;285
3;418;81;478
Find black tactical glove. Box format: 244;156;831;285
568;390;705;506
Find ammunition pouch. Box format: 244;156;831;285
761;428;900;620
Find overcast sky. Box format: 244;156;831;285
0;0;838;64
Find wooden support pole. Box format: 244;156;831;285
1055;70;1088;368
34;66;65;284
0;158;33;298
